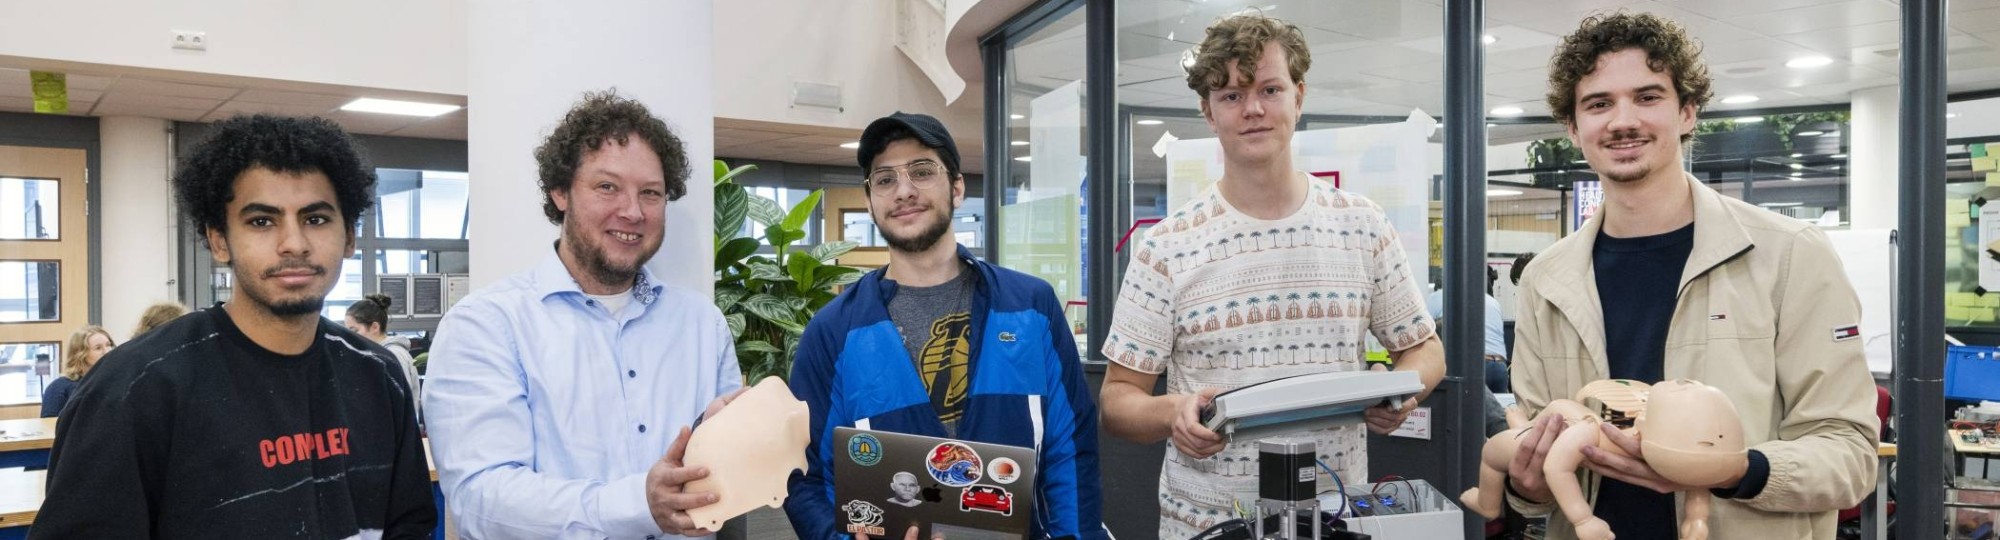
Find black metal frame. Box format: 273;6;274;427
1894;2;1946;539
1442;1;1487;538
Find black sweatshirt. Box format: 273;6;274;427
33;307;436;539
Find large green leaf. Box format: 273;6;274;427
781;190;824;232
740;294;797;324
786;255;822;290
764;316;807;335
814;265;864;289
714;237;760;272
714;286;750;312
747;195;786;228
724;313;745;338
807;241;860;263
738;340;783;354
747;260;792;282
715;162;757;186
764;224;806;251
713;185;749;240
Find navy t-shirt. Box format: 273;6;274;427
1591;223;1694;540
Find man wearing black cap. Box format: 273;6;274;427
784;112;1108;540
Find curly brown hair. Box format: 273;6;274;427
1184;13;1311;103
1546;12;1713;142
534;89;689;224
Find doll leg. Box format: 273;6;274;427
1459;429;1522;518
1545;420;1614;540
1678;490;1711;540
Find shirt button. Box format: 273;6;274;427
638;424;647;433
586;299;596;305
628;369;637;378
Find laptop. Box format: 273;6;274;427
833;427;1039;539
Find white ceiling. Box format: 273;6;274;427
0;62;468;140
713;117;991;176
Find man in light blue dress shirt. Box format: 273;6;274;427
425;90;745;540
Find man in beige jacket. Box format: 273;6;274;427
1505;12;1880;540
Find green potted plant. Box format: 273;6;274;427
712;160;864;382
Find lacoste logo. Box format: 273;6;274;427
998;332;1017;342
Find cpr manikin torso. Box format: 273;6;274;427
683;377;813;530
1460;379;1748;540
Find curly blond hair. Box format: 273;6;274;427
1184;13;1311;103
63;325;113;380
1546;12;1713;142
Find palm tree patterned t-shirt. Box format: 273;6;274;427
1103;175;1437;538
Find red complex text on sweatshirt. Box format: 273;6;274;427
258;428;353;468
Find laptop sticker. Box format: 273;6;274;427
887;471;924;507
927;442;984;487
842;500;887;537
987;457;1021;485
959;485;1014;516
848;432;883;466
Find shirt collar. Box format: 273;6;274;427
532;247;663;306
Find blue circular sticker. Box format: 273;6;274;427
847;433;883;466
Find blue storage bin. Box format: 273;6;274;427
1946;345;2000;401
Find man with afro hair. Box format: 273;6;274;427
35;114;437;539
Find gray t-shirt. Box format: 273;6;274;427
886;263;976;437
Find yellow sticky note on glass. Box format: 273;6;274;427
1950;292;1980;307
30;71;67;114
1979;294;2000;308
1951;198;1971;216
1974;309;1997;323
1988;172;2000;187
1950;213;1973;228
1975;157;2000;172
1948;306;1973;321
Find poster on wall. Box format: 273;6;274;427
1164;111;1436;292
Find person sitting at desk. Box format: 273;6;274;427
40;325;113;418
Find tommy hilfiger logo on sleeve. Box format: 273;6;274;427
1833;325;1861;341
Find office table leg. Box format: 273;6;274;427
1860;455;1889;540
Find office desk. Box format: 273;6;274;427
1954;429;2000;483
0;438;444;539
0;468;43;540
0;418;54;469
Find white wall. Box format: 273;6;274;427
98;116;178;341
0;0;466;95
713;0;983;138
467;0;715;294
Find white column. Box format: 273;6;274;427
98;116;179;341
1849;85;1899;231
466;0;715;293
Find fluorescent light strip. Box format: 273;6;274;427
339;98;461;117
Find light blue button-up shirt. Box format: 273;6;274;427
426;253;741;539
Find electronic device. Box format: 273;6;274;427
1200;371;1424;442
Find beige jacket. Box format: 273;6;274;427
1507;174;1880;539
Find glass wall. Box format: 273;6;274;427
996;6;1092;350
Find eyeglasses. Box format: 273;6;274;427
865;160;947;196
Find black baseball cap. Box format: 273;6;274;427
856;112;961;176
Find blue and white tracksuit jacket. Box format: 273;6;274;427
785;246;1108;540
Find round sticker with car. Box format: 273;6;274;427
926;442;983;487
847;432;883;466
987;457;1021;484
